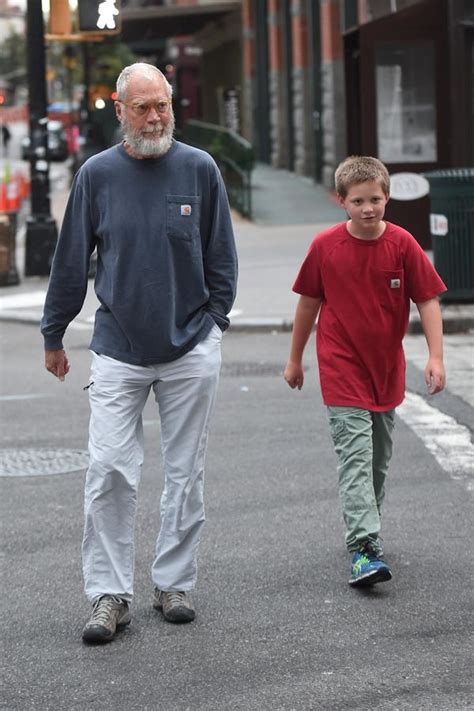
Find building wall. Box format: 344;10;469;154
242;0;347;184
241;0;254;142
349;0;474;168
320;0;345;187
267;0;287;168
0;0;24;43
291;0;313;176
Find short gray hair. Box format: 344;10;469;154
116;63;173;101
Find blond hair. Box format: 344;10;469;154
335;156;390;198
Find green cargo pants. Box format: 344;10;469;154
327;406;395;553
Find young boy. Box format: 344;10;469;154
284;156;446;587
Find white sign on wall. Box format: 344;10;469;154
389;172;430;201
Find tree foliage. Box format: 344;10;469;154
0;31;27;82
89;39;137;89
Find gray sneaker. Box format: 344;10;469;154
153;588;195;623
82;595;131;644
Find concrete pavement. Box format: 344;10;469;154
1;157;473;335
1;322;473;710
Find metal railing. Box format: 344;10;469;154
183;120;254;219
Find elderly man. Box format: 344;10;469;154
41;63;237;644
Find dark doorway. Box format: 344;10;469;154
344;28;361;156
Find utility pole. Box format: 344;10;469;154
25;0;58;276
81;42;92;138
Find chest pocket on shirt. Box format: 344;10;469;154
376;269;405;311
166;195;201;243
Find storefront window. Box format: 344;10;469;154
376;42;437;163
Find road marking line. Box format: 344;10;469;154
0;394;51;401
397;391;473;490
0;290;93;329
0;290;46;309
69;321;93;330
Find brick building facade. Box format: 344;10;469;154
121;0;473;191
239;0;473;187
241;0;346;187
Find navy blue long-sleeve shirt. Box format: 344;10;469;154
41;140;238;365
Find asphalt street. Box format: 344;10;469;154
1;121;473;710
1;322;473;711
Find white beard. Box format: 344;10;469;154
121;113;175;158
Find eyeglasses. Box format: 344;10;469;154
118;99;171;116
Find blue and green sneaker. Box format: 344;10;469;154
349;545;392;587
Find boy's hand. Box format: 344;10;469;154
284;361;304;390
425;357;445;394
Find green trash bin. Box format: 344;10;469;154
423;168;474;302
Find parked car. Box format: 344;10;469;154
21;120;69;161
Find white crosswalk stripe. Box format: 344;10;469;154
0;290;46;309
0;289;92;328
397;391;474;491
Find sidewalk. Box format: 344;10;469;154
0;160;473;334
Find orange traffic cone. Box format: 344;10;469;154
0;181;7;212
6;178;20;211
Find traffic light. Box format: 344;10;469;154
78;0;121;34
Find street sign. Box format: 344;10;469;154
78;0;121;34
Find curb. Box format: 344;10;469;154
228;318;293;333
407;315;474;335
227;316;474;334
3;293;472;338
2;313;473;334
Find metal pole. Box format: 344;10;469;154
79;40;94;164
255;0;271;163
308;0;322;182
25;0;58;276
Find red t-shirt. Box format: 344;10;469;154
293;221;447;411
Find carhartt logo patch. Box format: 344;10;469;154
181;205;192;216
390;279;401;289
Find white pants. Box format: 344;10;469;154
82;325;222;603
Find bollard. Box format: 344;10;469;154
0;212;20;286
24;216;58;276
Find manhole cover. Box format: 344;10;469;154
221;361;285;377
0;449;89;477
